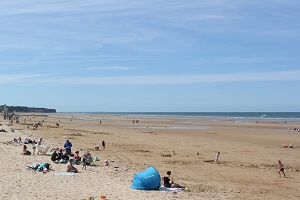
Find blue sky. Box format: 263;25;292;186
1;0;300;112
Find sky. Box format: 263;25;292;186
0;0;300;112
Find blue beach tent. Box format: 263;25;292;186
131;166;161;190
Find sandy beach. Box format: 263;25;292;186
0;113;300;200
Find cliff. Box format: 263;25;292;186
0;105;56;113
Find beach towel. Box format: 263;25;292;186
55;172;76;176
159;186;183;192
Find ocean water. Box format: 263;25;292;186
65;112;300;120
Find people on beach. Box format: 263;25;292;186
94;145;99;151
215;151;220;163
83;151;92;165
51;150;59;163
66;158;78;173
37;138;43;145
24;137;32;144
82;157;87;170
278;160;285;178
102;140;105;150
64;140;72;155
32;140;37;155
21;145;31;155
74;151;81;164
162;171;182;188
58;148;69;162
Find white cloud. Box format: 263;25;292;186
10;70;299;86
85;66;134;70
0;74;48;85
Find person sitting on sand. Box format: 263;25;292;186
51;150;59;163
24;137;32;144
162;171;182;188
66;158;78;173
58;149;69;162
94;145;99;151
74;151;81;164
21;145;31;155
278;160;285;178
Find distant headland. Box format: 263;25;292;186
0;105;56;113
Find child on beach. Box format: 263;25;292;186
215;151;220;163
82;157;87;170
32;140;37;155
278;160;285;178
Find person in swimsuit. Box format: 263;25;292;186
278;160;285;178
66;158;78;173
162;171;182;188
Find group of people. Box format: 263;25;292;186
20;137;42;155
50;139;102;173
94;140;105;151
282;144;295;148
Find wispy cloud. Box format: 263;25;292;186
183;15;228;21
85;66;134;70
0;74;48;85
214;56;283;64
2;70;298;86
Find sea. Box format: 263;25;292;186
64;112;300;120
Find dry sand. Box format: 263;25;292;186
0;113;300;200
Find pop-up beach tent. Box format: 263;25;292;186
131;166;161;190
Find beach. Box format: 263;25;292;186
0;113;300;200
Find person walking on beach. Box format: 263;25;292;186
102;140;106;150
64;140;73;156
278;160;285;178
